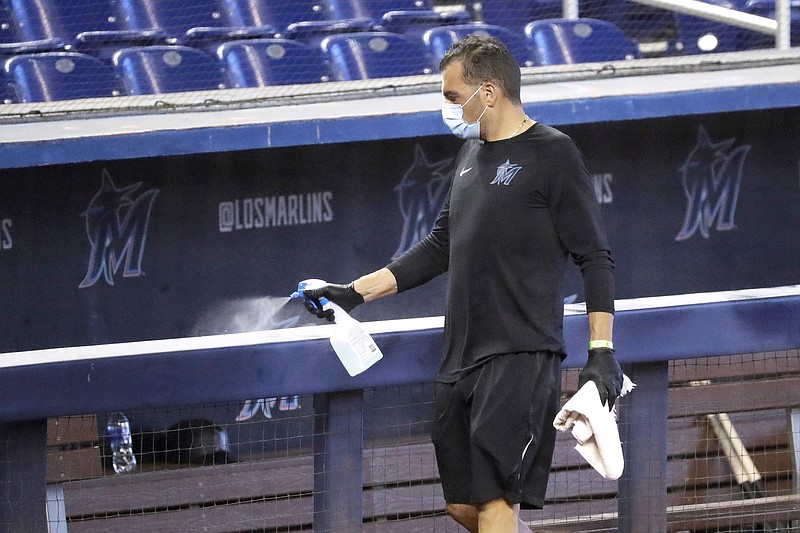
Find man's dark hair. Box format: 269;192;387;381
439;35;522;105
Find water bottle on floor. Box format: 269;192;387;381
106;411;137;473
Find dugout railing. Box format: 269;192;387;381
1;286;799;532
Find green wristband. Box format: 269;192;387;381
589;340;614;350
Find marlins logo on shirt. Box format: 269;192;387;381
490;159;523;186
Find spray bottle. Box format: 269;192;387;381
291;279;383;376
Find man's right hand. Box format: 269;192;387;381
303;282;364;321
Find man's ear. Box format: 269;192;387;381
483;82;499;107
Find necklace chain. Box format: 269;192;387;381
507;115;529;139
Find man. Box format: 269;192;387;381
303;36;623;533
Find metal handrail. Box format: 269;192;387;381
562;0;792;48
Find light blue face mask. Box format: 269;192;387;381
441;84;488;140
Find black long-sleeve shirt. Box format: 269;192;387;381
387;123;614;382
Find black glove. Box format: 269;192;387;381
578;348;623;411
302;282;364;322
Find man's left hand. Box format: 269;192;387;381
578;348;623;411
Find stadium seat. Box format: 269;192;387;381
0;39;66;65
5;52;122;102
223;0;373;46
423;23;534;66
327;0;470;33
327;0;440;19
476;0;638;33
477;0;678;57
380;9;472;40
525;18;640;65
0;70;17;103
218;38;332;86
0;5;20;44
0;4;64;93
286;19;379;47
223;0;336;34
9;0;165;61
320;31;436;80
0;39;65;58
116;0;276;54
113;46;227;95
476;0;563;33
0;3;64;54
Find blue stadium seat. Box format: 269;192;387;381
423;23;534;66
116;0;276;54
321;31;436;80
218;38;332;86
477;0;563;33
283;19;377;47
223;0;336;34
9;0;164;61
477;0;636;33
0;4;63;92
222;0;373;46
0;39;65;63
478;0;677;57
113;46;227;95
0;38;64;56
0;86;15;104
326;0;470;34
328;0;437;19
0;5;20;44
0;3;63;54
0;69;17;103
4;52;122;102
380;10;472;40
525;18;640;65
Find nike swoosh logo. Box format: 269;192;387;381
459;167;473;176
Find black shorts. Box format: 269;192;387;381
431;351;562;509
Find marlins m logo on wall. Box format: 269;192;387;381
676;126;750;241
79;170;159;288
392;145;453;259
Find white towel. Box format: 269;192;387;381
552;375;635;480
